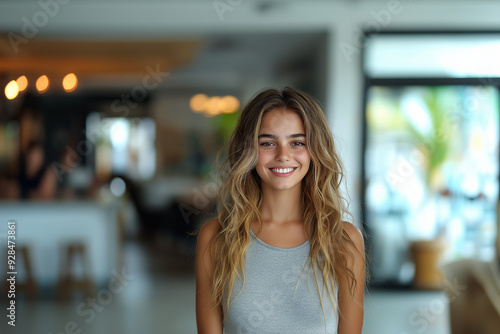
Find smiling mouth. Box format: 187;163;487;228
269;167;297;176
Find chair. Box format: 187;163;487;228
56;242;96;300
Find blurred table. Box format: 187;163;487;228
0;200;118;289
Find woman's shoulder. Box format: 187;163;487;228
342;221;363;240
198;217;220;244
342;221;364;252
196;218;221;271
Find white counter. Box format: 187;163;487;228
0;200;119;288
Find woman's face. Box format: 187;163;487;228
26;145;44;177
255;108;311;191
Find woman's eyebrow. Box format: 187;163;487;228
258;133;306;139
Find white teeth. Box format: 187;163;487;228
271;168;295;173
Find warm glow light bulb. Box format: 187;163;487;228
204;96;221;116
220;95;240;113
16;75;28;92
190;94;208;113
36;75;49;93
5;80;19;100
62;73;78;92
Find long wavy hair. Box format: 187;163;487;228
196;87;365;331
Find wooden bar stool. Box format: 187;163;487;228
56;242;96;300
3;246;38;299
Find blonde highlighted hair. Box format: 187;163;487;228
196;87;366;331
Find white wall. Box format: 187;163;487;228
2;0;500;225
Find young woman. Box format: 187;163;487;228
195;87;366;334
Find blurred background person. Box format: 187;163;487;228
17;140;56;200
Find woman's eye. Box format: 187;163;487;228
293;142;305;146
260;142;273;147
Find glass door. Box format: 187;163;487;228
362;32;500;286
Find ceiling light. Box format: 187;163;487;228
62;73;78;92
4;80;19;100
36;75;49;93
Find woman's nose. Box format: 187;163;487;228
275;145;290;162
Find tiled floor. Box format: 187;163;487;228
1;236;450;334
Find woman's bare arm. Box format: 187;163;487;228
196;218;224;334
29;168;57;200
338;221;366;334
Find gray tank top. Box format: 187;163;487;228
222;229;339;334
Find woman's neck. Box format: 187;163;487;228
258;183;303;224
